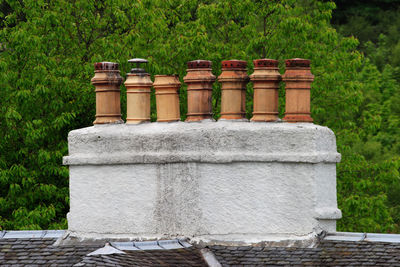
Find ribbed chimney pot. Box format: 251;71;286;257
283;58;314;123
218;60;249;120
124;59;153;124
250;59;281;122
91;62;123;124
154;75;181;122
184;60;216;122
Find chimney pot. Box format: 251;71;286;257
283;58;314;123
154;75;181;122
184;60;216;122
91;62;123;124
218;60;248;120
124;58;153;124
250;59;281;122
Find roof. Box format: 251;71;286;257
0;236;101;266
1;231;400;266
0;231;209;267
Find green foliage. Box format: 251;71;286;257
337;145;400;232
332;0;400;70
331;0;400;232
0;0;399;232
333;64;400;232
333;60;400;232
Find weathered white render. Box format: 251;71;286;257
63;121;341;244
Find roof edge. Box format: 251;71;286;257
325;232;400;243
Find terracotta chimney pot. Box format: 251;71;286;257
250;59;281;122
91;62;123;125
184;60;216;122
218;60;249;120
154;75;181;122
283;58;314;123
124;58;153;124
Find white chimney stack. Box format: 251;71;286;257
63;121;341;244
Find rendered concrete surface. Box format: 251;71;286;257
64;121;341;244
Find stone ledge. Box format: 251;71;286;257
64;121;340;165
64;151;341;165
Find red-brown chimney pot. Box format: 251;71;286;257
250;59;281;122
283;58;314;123
91;62;123;125
218;60;249;120
184;60;216;122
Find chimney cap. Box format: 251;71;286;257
128;58;148;74
221;60;247;69
285;58;311;68
253;59;279;68
128;58;148;64
187;60;212;69
94;62;119;71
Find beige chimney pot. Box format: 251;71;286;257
154;75;181;122
124;59;153;124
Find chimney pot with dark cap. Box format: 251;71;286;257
184;60;216;122
124;58;153;124
91;62;123;124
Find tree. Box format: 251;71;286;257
0;0;399;232
331;0;400;232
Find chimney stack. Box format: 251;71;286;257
91;62;123;124
154;75;181;122
65;57;341;245
124;58;153;124
250;59;281;122
184;60;216;122
218;60;248;120
283;58;314;123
